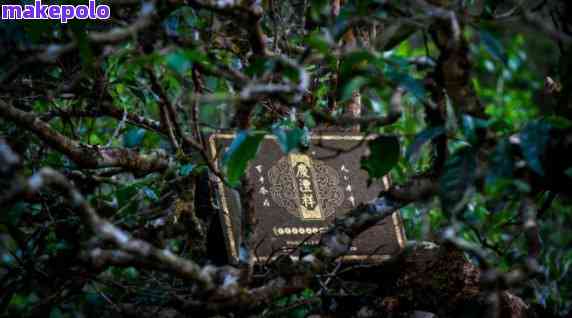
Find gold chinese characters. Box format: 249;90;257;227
288;154;323;220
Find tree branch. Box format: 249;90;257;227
0;100;171;174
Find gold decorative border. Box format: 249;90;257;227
208;133;406;264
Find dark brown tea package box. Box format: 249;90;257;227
209;133;406;263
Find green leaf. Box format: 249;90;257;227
289;307;309;318
406;127;445;164
273;127;308;153
179;163;195;177
307;0;329;22
115;83;126;95
483;0;499;18
3;202;26;226
49;307;64;318
123;128;146;148
305;31;333;55
300;288;314;299
544;115;572;129
564;167;572;178
116;184;139;207
513;180;531;193
33;100;49;112
88;134;102;145
339;50;377;80
85;292;104;307
375;22;417;51
385;68;426;101
461;115;489;145
124;267;139;280
439;146;477;216
519;120;552;175
245;57;276;77
485;139;514;193
480;30;507;64
142;187;159;202
166;51;193;75
71;24;95;72
223;130;265;187
361;135;400;180
303;111;317;128
164;7;202;37
128;85;148;103
165;50;206;75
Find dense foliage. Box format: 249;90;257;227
1;0;571;317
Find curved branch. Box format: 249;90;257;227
0;100;171;174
